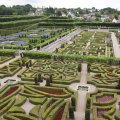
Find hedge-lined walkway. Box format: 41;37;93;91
0;66;26;87
73;63;96;120
0;56;20;68
111;32;120;58
85;32;96;50
74;63;87;120
40;29;81;52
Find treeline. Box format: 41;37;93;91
0;4;35;15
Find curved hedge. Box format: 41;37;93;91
0;97;16;116
29;105;41;118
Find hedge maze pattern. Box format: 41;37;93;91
86;63;120;120
19;59;81;85
0;58;79;120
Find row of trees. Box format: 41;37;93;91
0;4;35;15
0;4;119;17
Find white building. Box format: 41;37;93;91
28;7;44;16
67;12;76;18
112;18;120;23
61;12;67;17
35;8;44;16
101;15;111;22
28;8;35;16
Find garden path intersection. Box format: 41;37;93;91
70;63;96;120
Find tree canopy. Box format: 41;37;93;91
0;4;35;15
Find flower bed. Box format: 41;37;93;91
32;66;41;71
45;99;57;111
2;86;18;98
97;108;108;118
33;87;66;95
97;95;113;103
44;73;49;79
53;107;65;120
54;61;62;64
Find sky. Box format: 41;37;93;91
0;0;120;10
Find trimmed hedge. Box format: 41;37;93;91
92;92;117;106
4;114;21;120
0;16;43;22
46;101;66;120
23;51;120;65
0;85;21;102
115;111;120;120
29;105;41;118
92;105;115;120
0;49;16;56
0;97;16;116
41;99;63;119
7;106;25;114
6;113;37;120
61;100;70;120
24;85;72;98
0;56;14;64
76;22;120;28
0;17;47;29
14;95;27;106
29;97;47;105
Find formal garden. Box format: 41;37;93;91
0;50;120;120
0;16;120;120
0;27;73;50
0;51;79;120
56;31;113;57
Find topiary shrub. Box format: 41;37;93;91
85;109;90;120
69;106;74;119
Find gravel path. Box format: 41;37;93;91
21;98;35;114
74;63;87;120
70;63;96;120
0;67;26;87
111;32;120;58
40;29;81;52
0;56;20;68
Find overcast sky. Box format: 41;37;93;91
0;0;120;10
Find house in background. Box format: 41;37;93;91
28;7;44;16
112;18;120;23
101;15;111;22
